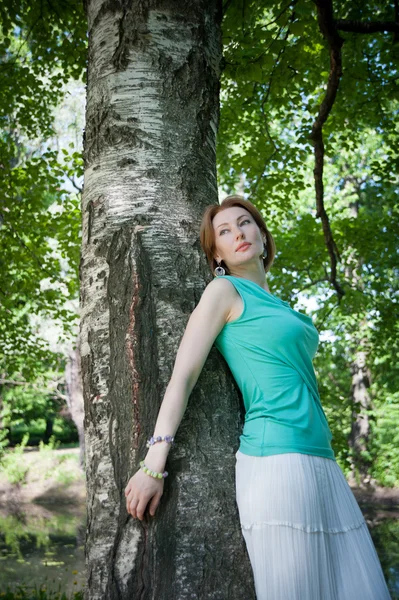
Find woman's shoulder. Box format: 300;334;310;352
203;276;238;298
199;277;240;320
198;277;238;308
201;277;241;308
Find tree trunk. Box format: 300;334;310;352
348;346;373;485
65;338;85;466
345;196;372;485
43;416;54;444
81;2;255;599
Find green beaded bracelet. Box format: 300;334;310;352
140;460;168;479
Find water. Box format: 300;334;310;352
0;507;85;595
362;505;399;599
0;503;398;598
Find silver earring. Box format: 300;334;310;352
262;245;268;259
214;261;225;277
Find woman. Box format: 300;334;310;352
125;196;391;599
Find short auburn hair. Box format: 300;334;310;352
199;195;276;276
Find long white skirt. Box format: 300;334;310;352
235;451;391;600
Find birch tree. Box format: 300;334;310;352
81;1;255;598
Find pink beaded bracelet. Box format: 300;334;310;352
146;435;174;448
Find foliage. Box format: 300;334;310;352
37;438;82;484
0;426;8;452
220;1;398;201
0;368;78;447
0;433;30;484
219;0;399;483
369;396;399;487
39;436;60;454
368;517;399;597
0;0;86;380
8;419;79;447
0;129;82;380
0;0;398;487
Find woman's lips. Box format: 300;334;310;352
236;243;251;252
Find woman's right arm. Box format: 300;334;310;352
124;277;236;520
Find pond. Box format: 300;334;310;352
0;503;398;598
361;504;399;600
0;507;85;595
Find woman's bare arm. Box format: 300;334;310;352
125;277;237;519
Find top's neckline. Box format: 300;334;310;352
225;275;290;306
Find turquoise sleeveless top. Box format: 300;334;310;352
214;275;335;461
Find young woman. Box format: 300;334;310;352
125;196;391;599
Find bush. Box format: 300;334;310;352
0;434;30;484
8;418;79;448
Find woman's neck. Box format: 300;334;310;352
228;269;270;293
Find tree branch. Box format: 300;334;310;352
335;19;399;34
253;13;294;194
66;173;83;193
222;0;233;14
260;0;298;30
310;0;345;299
292;277;329;297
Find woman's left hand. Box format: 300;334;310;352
124;469;164;520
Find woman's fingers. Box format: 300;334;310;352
127;496;139;518
125;472;164;519
149;492;162;516
136;497;150;521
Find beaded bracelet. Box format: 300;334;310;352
140;460;168;479
146;435;174;448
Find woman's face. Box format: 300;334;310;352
212;206;265;271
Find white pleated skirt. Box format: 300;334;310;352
235;451;391;600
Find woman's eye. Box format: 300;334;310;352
219;219;250;235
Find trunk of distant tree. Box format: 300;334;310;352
43;417;54;444
81;1;255;599
348;347;372;484
344;194;373;485
0;397;10;449
65;338;85;466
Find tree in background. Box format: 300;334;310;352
0;0;86;445
0;0;85;376
2;0;398;481
218;0;399;485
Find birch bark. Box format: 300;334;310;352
81;1;255;598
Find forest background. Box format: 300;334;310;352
0;0;398;492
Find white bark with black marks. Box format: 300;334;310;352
81;1;255;598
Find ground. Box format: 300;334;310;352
0;447;85;520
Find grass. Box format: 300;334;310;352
0;434;30;485
0;439;84;488
0;585;84;599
